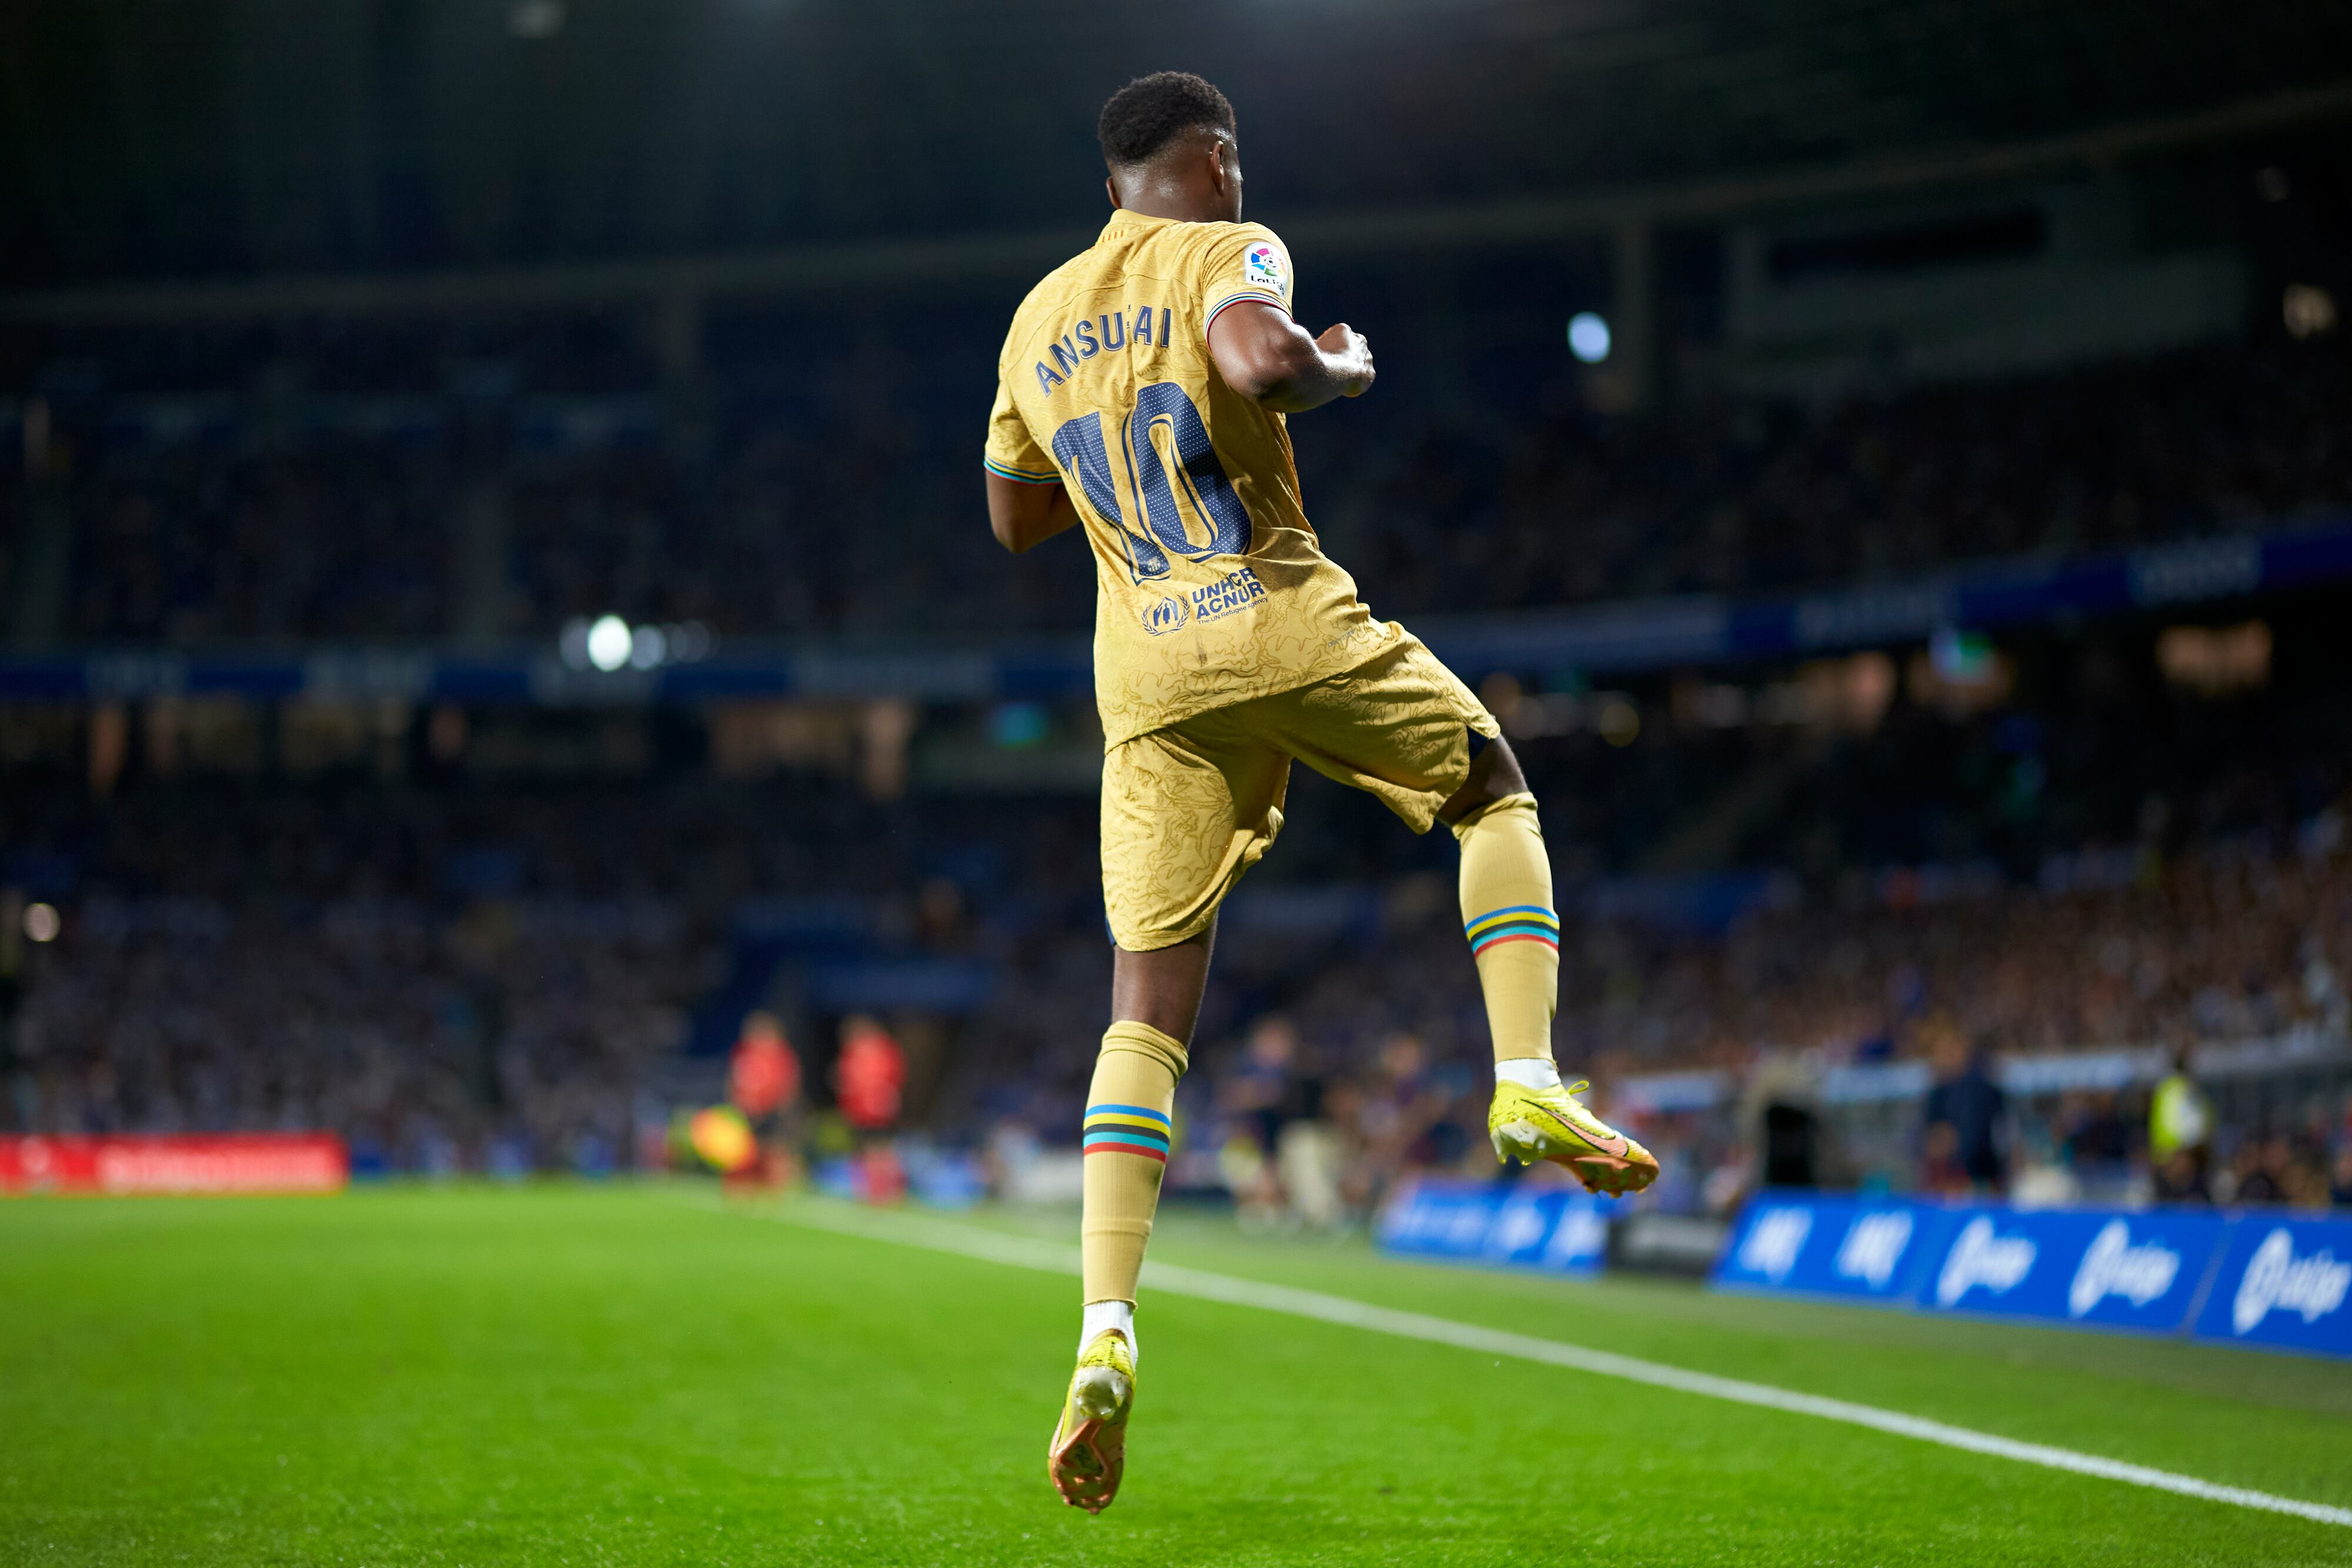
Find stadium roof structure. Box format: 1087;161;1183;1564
4;0;2350;297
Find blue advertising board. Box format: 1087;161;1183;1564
1920;1208;2229;1334
1714;1196;1957;1305
1713;1192;2352;1359
1377;1179;1607;1275
2191;1218;2352;1358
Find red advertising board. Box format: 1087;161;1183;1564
0;1134;347;1195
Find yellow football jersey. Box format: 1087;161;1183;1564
985;209;1399;746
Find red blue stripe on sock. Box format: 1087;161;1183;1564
1083;1103;1171;1162
1464;904;1560;957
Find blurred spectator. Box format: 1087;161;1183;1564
2232;1137;2293;1205
729;1011;801;1118
728;1009;803;1189
1224;1018;1301;1155
2149;1048;2214;1202
835;1015;907;1132
2059;1090;2136;1191
16;332;2352;645
1345;1032;1449;1210
1918;1015;2007;1196
4;677;2352;1203
1275;1069;1345;1235
1218;1018;1303;1230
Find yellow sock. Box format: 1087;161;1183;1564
1452;791;1559;1065
1081;1020;1188;1306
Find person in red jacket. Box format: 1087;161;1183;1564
834;1015;906;1132
726;1011;802;1189
729;1011;801;1120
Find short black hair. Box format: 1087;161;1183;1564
1097;72;1235;168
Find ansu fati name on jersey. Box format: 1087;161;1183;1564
1142;566;1269;636
1031;306;1173;396
985;211;1394;745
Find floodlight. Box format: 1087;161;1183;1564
586;615;633;672
1568;312;1612;364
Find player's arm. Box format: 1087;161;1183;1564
982;364;1076;553
1208;302;1374;414
985;470;1080;554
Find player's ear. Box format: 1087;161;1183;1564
1105;173;1122;211
1210;135;1241;218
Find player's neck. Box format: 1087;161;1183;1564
1112;193;1227;224
1107;159;1235;225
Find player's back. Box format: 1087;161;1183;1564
985;210;1397;746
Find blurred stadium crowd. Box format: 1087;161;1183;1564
4;319;2352;1215
5;647;2351;1213
14;327;2351;644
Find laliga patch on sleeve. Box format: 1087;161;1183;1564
1242;241;1287;296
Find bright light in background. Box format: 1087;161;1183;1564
560;616;716;673
1568;312;1612;364
507;0;565;39
586;614;633;672
2284;284;2337;340
24;902;59;943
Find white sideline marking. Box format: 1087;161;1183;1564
710;1198;2352;1532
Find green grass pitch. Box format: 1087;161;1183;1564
4;1185;2351;1566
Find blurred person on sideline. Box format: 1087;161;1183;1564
1217;1017;1302;1230
2060;1089;2135;1195
1917;1014;2006;1196
731;1011;803;1119
1348;1032;1448;1209
833;1017;908;1206
1272;1050;1342;1233
2233;1135;2291;1205
836;1015;907;1132
728;1011;804;1188
2149;1047;2213;1203
1224;1017;1297;1151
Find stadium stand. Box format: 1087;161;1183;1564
12;330;2351;642
5;588;2349;1215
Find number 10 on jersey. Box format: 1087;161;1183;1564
1050;383;1252;584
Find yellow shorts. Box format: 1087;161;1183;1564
1101;634;1499;951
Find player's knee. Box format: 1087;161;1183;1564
1439;731;1528;825
1474;734;1529;798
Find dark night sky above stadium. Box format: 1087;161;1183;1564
2;0;2348;287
